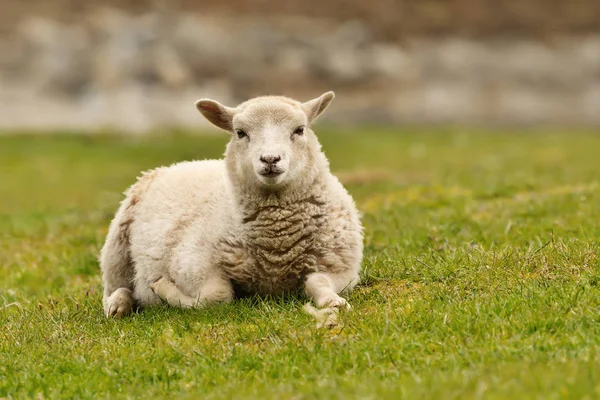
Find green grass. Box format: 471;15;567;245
1;127;600;399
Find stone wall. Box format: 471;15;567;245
0;8;599;131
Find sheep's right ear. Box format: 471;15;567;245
195;99;236;132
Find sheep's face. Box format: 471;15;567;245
229;102;309;188
196;92;335;191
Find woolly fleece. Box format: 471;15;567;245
100;92;363;317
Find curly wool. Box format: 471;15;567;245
216;177;361;296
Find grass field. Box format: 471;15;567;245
1;128;600;399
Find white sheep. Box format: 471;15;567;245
100;92;364;318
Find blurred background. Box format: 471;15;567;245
0;0;599;132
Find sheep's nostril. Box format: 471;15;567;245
260;155;281;165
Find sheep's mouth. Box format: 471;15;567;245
258;169;284;177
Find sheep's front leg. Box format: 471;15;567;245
304;270;358;310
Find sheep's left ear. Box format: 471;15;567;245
302;91;335;124
195;99;236;132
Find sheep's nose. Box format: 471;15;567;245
260;155;281;165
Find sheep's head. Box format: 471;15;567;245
196;92;334;191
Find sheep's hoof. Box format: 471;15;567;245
150;276;172;301
105;288;133;318
149;277;163;294
317;294;351;311
303;303;340;329
329;298;351;310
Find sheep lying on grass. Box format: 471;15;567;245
100;92;364;319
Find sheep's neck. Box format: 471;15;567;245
235;168;327;216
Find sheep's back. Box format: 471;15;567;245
127;160;234;277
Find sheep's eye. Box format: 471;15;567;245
236;129;248;139
293;126;305;135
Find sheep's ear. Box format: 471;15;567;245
195;99;236;132
302;91;335;124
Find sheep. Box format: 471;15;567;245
100;91;364;318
